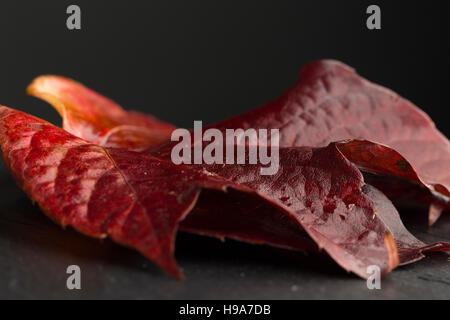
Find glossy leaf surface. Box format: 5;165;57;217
1;106;449;279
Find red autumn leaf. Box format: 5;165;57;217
1;106;449;279
336;140;449;225
28;62;449;224
27;75;175;150
193;146;450;273
0;105;234;278
211;60;450;220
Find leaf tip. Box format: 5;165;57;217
384;231;399;273
27;76;66;116
428;202;444;227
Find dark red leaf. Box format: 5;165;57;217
1;106;449;279
197;146;450;271
27;64;450;220
0;105;243;278
335;140;449;225
1;60;449;279
210;60;450;218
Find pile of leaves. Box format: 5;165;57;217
0;60;449;279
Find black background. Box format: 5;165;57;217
0;0;449;299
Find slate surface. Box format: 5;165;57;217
0;168;449;300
